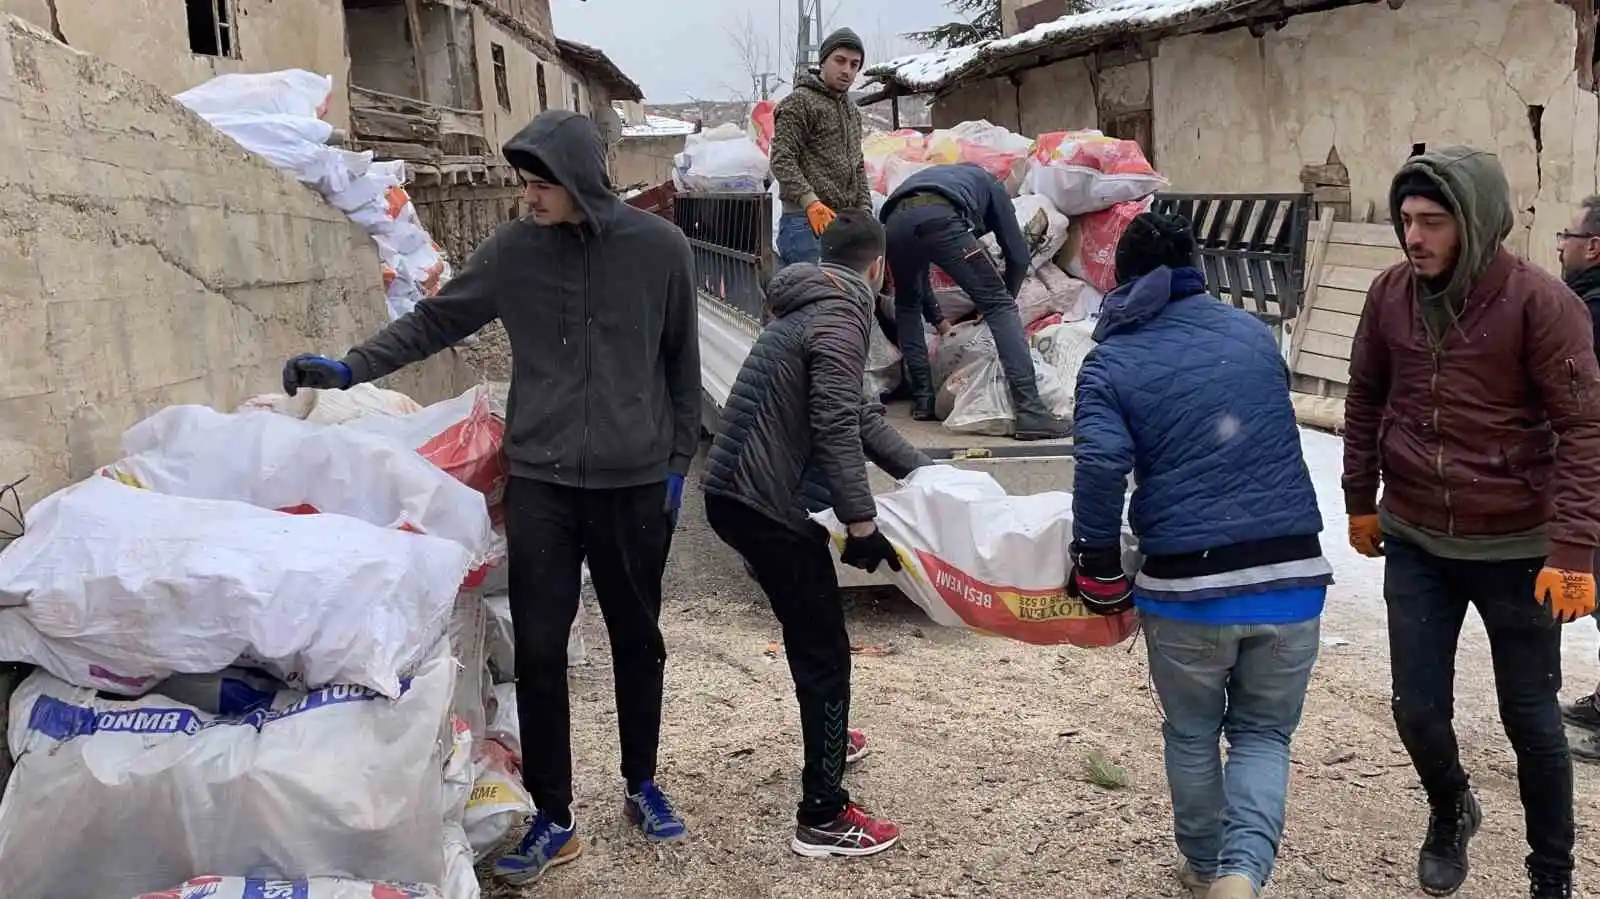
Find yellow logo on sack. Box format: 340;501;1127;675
468;783;512;806
995;589;1094;622
100;467;145;489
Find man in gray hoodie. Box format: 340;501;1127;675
281;110;701;883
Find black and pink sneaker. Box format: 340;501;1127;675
790;803;901;858
845;728;869;764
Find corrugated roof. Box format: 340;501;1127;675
866;0;1373;94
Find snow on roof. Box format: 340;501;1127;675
621;114;697;138
867;0;1260;92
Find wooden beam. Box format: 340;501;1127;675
1288;207;1336;372
404;0;430;104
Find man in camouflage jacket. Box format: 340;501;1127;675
770;27;871;266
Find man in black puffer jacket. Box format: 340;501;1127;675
703;210;929;859
1557;194;1600;764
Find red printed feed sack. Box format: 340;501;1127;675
916;551;1138;647
1068;196;1154;293
343;386;509;531
748;100;776;155
815;466;1140;649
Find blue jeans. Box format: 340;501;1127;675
776;211;820;267
1144;614;1320;891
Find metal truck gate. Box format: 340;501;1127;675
1150;192;1312;325
670;191;774;322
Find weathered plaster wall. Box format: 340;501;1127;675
614;135;686;188
934;76;1020;132
1000;0;1025;37
0;0;353;128
0;16;471;506
933;0;1596;273
1150;0;1595;270
346;5;417;100
1017;57;1096;134
472;10;585;153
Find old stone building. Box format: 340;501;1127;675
867;0;1600;275
0;0;643;263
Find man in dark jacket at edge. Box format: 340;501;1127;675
1554;194;1600;762
280;110;700;883
1343;146;1600;899
880;162;1073;440
703;210;929;859
1070;213;1331;899
769;27;871;266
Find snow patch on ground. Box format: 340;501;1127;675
1299;427;1600;684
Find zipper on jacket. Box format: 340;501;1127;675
580;230;592;489
1430;349;1454;535
1568;357;1581;401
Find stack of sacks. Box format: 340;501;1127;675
0;403;488;897
1021;130;1168;293
673;123;770;192
864;121;1031;197
174;71;453;321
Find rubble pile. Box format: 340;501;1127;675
0;384;556;899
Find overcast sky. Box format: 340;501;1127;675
550;0;955;103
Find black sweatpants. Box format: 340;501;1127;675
705;495;852;826
503;475;671;818
1384;537;1574;878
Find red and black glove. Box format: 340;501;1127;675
1068;542;1134;616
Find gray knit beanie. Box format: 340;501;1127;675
818;27;865;63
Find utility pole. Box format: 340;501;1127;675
793;0;822;84
756;72;777;100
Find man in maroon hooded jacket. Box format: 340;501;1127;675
1343;146;1600;899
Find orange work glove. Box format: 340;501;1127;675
1536;567;1597;623
806;201;837;235
1348;514;1383;558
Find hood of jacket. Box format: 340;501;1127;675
1388;146;1513;311
1093;266;1208;342
502;110;619;232
766;262;874;319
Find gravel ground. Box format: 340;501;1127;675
482;461;1600;899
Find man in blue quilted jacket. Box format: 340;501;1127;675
1068;212;1333;899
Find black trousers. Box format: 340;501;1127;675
705;495;852;826
1384;537;1574;878
503;476;671;816
884;202;1037;404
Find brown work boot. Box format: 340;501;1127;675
1206;874;1257;898
1177;860;1213;898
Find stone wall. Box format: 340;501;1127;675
0;16;473;507
933;0;1598;272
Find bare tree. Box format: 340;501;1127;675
725;10;783;102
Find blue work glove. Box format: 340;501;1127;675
664;474;685;528
282;354;352;397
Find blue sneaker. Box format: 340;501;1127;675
493;810;581;884
624;780;688;842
